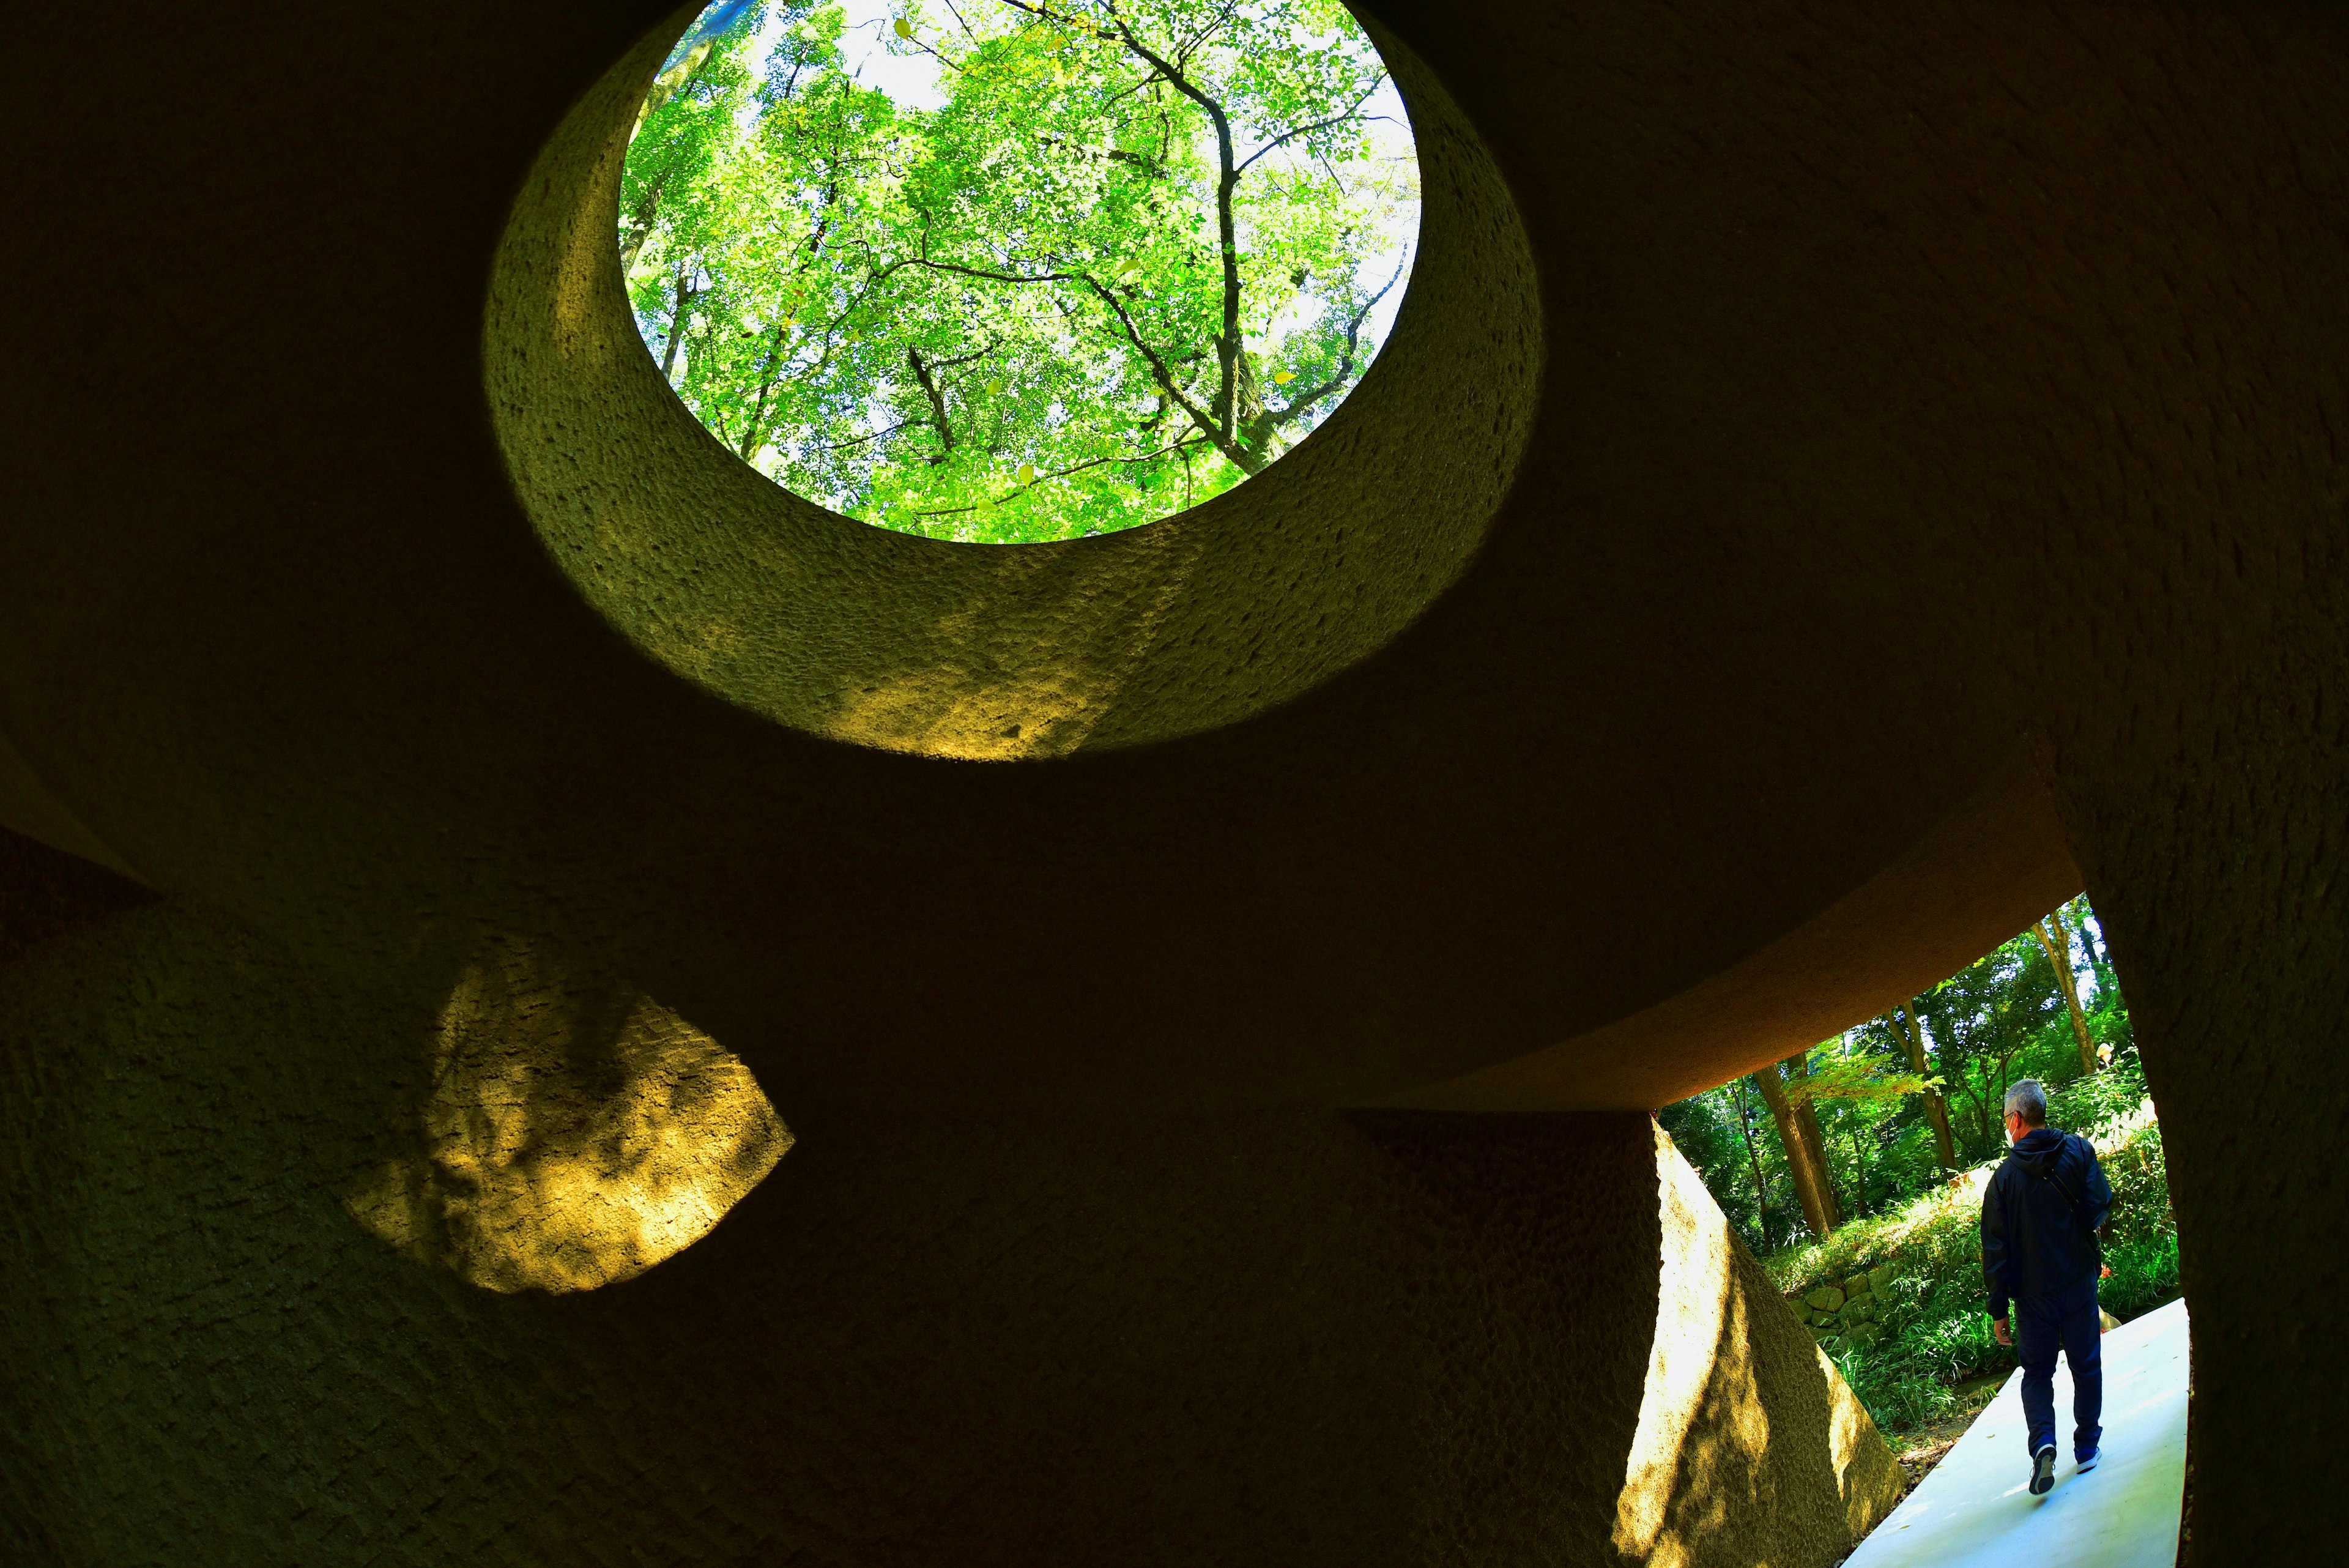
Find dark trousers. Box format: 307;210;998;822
2016;1274;2103;1460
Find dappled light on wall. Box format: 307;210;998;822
1614;1122;1743;1562
344;937;789;1293
1614;1124;1900;1564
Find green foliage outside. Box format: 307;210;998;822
1658;897;2134;1253
620;0;1417;541
1659;897;2181;1432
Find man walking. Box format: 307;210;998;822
1983;1077;2113;1496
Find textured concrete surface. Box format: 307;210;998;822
2;0;2343;1560
0;892;1896;1563
1846;1300;2188;1568
0;830;151;975
0;0;2134;1122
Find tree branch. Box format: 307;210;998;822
738;322;790;459
1235;81;1382;176
896;214;1238;457
1076;277;1231;458
1012;0;1245;442
906;344;957;456
1256;245;1408;434
814;417;914;453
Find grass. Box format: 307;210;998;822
1762;1087;2181;1435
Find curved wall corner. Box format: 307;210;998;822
484;12;1541;760
0;728;144;885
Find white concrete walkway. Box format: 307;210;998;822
1844;1298;2189;1568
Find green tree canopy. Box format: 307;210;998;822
620;0;1419;541
1664;897;2138;1252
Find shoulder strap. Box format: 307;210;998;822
2030;1136;2089;1219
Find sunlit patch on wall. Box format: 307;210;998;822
1614;1121;1745;1565
622;0;1421;541
1614;1124;1905;1561
344;937;789;1293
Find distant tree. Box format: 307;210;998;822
620;0;1416;541
1913;928;2075;1158
1657;1092;1759;1239
2061;894;2112;970
1781;1037;1933;1220
1723;1074;1784;1249
2032;910;2099;1076
1752;1054;1840;1240
1885;998;1958;1171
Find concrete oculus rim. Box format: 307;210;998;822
486;3;1542;761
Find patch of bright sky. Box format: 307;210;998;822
748;0;950;108
735;0;1419;353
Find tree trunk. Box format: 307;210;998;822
620;170;667;273
737;326;789;461
2035;914;2099;1075
630;33;728;142
660;264;697;380
1958;1060;1995;1150
1101;29;1243;450
907;346;957;456
1729;1080;1774;1248
1890;1001;1959;1172
1783;1052;1844;1230
1751;1060;1840;1241
2071;901;2112;968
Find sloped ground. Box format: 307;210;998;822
1887;1374;2005;1493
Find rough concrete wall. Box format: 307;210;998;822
2;899;1894;1565
0;0;2124;1125
1616;1123;1901;1566
0;829;150;975
2047;590;2348;1562
0;739;143;884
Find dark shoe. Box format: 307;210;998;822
2077;1447;2100;1473
2030;1444;2058;1495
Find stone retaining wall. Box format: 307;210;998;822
1792;1263;1899;1353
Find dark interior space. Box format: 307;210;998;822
2;2;2340;1561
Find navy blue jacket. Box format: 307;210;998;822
1981;1127;2113;1320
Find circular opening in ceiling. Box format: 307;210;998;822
486;2;1537;760
622;1;1420;543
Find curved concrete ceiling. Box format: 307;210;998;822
4;0;2340;1118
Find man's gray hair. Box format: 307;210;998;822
2004;1078;2049;1126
